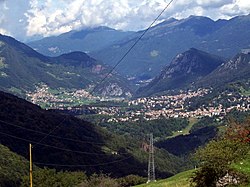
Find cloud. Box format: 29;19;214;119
220;0;250;16
0;28;11;36
1;0;250;40
196;0;234;8
24;0;187;36
0;2;8;35
0;1;30;40
165;0;250;20
25;0;134;36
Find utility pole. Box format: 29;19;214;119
29;143;33;187
147;133;156;183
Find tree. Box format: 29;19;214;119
117;174;146;187
225;117;250;143
21;168;86;187
0;144;29;187
78;173;120;187
191;116;250;187
191;139;249;187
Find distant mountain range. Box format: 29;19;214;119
0;34;132;97
2;15;250;98
28;26;134;57
91;15;250;79
26;14;250;82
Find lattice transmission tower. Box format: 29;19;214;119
147;133;156;183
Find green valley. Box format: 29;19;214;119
0;10;250;187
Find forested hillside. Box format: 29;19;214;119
0;91;189;182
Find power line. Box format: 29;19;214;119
1;0;177;175
0;130;132;167
32;117;68;148
0;130;128;156
27;0;175;149
0;119;107;145
90;0;175;94
33;155;133;167
0;0;176;169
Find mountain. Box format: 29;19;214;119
90;14;250;80
0;91;185;178
0;34;132;97
136;48;225;96
197;51;250;87
27;26;134;57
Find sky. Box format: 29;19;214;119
0;0;250;41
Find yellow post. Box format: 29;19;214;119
29;143;33;187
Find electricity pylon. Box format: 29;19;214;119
147;133;156;183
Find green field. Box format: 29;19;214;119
134;170;193;187
168;117;198;138
230;154;250;187
232;153;250;175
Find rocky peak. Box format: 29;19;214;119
136;49;225;96
219;52;250;71
196;52;250;87
160;48;224;79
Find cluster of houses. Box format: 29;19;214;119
27;84;250;122
26;84;93;108
101;89;250;122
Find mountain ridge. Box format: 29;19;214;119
197;51;250;87
136;48;225;96
0;34;132;97
91;14;250;79
28;26;134;57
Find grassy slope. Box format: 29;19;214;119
134;170;193;187
229;153;250;187
134;153;250;187
232;153;250;176
168;118;198;138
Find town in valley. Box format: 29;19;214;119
27;83;250;123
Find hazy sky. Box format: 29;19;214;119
1;0;250;41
